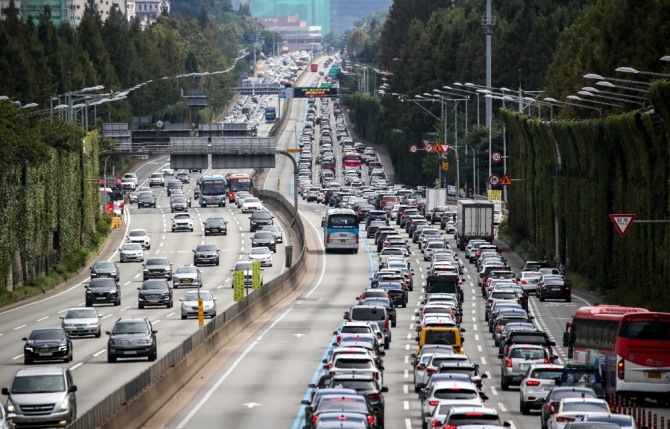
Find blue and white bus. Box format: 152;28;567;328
321;208;359;254
198;175;227;207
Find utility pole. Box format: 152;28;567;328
483;0;495;179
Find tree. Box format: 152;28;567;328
346;28;369;56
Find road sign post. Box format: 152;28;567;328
233;270;245;301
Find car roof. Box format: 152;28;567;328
14;366;67;377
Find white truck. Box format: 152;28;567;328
424;188;448;219
455;200;495;250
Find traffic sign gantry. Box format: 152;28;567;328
492;152;502;163
610;214;636;237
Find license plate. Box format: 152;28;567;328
340;239;348;243
39;352;53;357
648;371;661;379
76;327;85;331
211;229;219;233
183;279;192;283
124;350;138;355
543;385;553;390
96;296;106;300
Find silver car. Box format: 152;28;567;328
180;290;217;319
119;242;144;263
173;266;202;289
61;307;102;338
501;344;553;390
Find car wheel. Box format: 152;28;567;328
139;303;144;309
520;399;531;415
85;301;92;307
108;354;117;363
115;298;121;306
384;340;390;349
392;320;397;328
24;356;33;365
501;379;509;391
68;350;73;362
539;294;546;302
95;330;102;339
149;349;157;362
566;296;572;302
181;314;187;320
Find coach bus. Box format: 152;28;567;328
198;175;227;207
321;208;359;254
342;152;363;171
562;305;670;401
227;173;252;202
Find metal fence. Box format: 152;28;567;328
68;188;306;429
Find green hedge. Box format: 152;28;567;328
503;82;670;309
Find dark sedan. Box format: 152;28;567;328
203;217;228;236
23;327;73;364
85;277;121;306
90;261;119;281
137;279;173;309
251;231;277;253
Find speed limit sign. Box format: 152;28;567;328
425;144;434;153
492;152;503;163
409;145;418;153
488;175;500;186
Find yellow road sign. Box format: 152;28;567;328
441;161;449;170
487;190;502;201
500;173;512;186
197;297;204;326
287;148;301;153
252;261;262;290
233;270;245;302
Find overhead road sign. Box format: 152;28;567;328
293;86;338;98
610;214;636;237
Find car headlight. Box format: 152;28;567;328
57;397;70;412
7;399;15;413
58;344;68;351
138;338;153;346
25;346;33;352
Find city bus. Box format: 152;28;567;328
227;173;252;202
615;311;670;403
310;63;318;72
342;152;363;171
198;175;227;207
562;305;658;397
264;106;276;123
321;208;359;254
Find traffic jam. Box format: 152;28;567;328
289;92;656;429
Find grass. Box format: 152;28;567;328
0;213;113;306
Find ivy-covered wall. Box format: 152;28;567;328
503;83;670;310
0;104;100;291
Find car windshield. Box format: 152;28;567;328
563;402;610;412
146;259;169;266
113;321;149;334
235;262;252;271
434;388;478;400
174;214;190;219
253;211;272;220
245;198;260;203
129;230;147;237
206;218;225;226
64;309;97;319
250;248;270;255
122;243;142;250
196;245;216;252
142;281;167;290
94;262;115;270
254;232;273;239
176;266;197;274
12;375;65;394
183;291;213;301
29;329;65;340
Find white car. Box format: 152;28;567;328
149;173;165;187
122;173;138;188
127;229;151;249
241;197;263;213
172;213;194;232
547;398;611;429
121;177;136;190
519;363;565;415
421;381;485;427
161;163;174;176
248;246;273;267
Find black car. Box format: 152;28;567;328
193;244;220;266
138;192;156;208
251;231;277;253
137;279;173;309
106;317;158;362
166;180;182;196
23;327;73;364
325;374;388;427
85;277;121;306
377;281;408;308
537;275;572;302
306;394;376;429
249;209;273;232
203;217;228;236
142;257;173;280
176;172;190;183
90;261;120;281
361;297;397;327
260;224;283;243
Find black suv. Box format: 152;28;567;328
142;257;173;280
499;330;556;357
366;210;388;228
166;180;182;196
193;244;220;266
90;261;120;281
325;373;388;426
137;279;173;309
203;217;228;236
251;231;276;253
250;209;273;232
85;277;121;306
138;192;156;208
106;317;158;362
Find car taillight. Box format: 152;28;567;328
426;367;438;374
312;415;319;423
431;420;443;428
548;346;553;354
548;404;555;413
487;299;494;304
542;286;548;291
521;280;527;284
355;235;359;245
504;345;509;355
367;415;376;425
556;417;575;422
526;380;541;386
496;325;502;332
336;335;341;343
327;362;333;369
444;425;457;429
385;319;389;331
367;392;382;400
544;359;550;363
428;400;440;406
326;235;331;244
618;358;624;379
505;358;513;367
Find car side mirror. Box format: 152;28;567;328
415;335;420;341
69;385;78;393
343;312;350;319
415;326;421;332
137;287;141;290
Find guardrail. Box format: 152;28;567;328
69;188;306;429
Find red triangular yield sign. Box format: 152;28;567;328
609;214;636;237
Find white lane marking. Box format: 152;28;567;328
70;362;83;370
102;314;113;319
175;308;293;429
122;306;131;311
405;419;412;429
404;401;410;410
167;312;175;318
475;334;480;341
93;349;106;357
153;319;161;325
12;354;22;360
403;384;409;394
481;357;487;365
13;324;26;330
302;214;326;299
404;369;409;379
498;403;507;412
36;316;49;322
490;386;498;396
124;281;131;286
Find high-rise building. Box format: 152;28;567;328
238;0;330;34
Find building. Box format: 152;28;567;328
3;0;145;26
258;14;321;53
238;0;330;34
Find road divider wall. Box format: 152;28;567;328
70;188;306;429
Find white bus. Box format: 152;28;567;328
321;208;359;254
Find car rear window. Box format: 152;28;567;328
351;307;386;321
334;358;374;369
434;387;478;400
